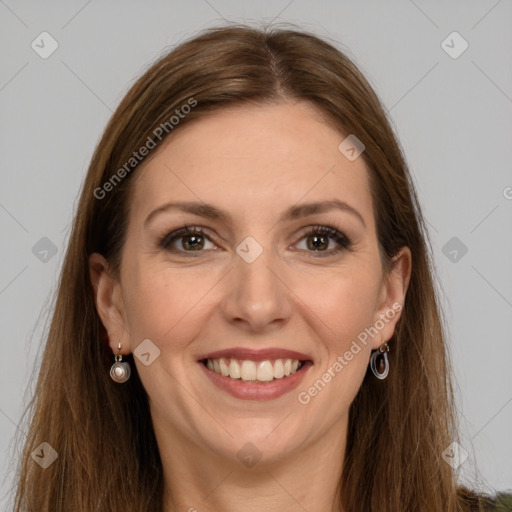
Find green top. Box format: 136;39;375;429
478;492;512;511
494;493;512;511
464;491;512;511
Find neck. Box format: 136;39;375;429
157;414;348;512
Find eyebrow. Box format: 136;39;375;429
144;199;366;228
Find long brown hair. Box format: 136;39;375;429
11;23;491;511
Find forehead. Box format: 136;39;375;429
130;101;373;228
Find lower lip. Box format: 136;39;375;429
199;361;313;401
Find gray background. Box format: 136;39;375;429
1;0;511;507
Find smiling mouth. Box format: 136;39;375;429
200;357;309;383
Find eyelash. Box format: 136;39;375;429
159;225;353;258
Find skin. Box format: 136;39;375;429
89;101;411;512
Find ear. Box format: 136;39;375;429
372;246;412;349
89;252;132;355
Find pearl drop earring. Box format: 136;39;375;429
109;341;131;383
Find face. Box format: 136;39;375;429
90;101;410;467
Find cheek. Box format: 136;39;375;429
296;262;380;349
293;266;379;417
121;258;218;347
121;243;381;362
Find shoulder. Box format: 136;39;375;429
458;487;512;511
494;492;512;511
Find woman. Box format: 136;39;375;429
11;24;505;511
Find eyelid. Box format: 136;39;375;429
293;225;353;255
159;225;216;250
159;223;354;256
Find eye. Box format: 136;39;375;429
160;226;216;254
294;225;353;257
160;224;353;257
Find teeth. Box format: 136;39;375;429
219;358;229;377
240;360;257;381
229;359;240;379
274;359;284;378
257;361;274;381
204;357;304;381
284;359;292;376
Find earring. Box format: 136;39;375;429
370;341;390;380
109;341;131;383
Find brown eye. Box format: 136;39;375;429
295;226;352;256
160;226;215;253
306;233;329;251
180;233;205;250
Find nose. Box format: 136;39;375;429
220;246;293;333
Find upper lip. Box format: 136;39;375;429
199;347;313;362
